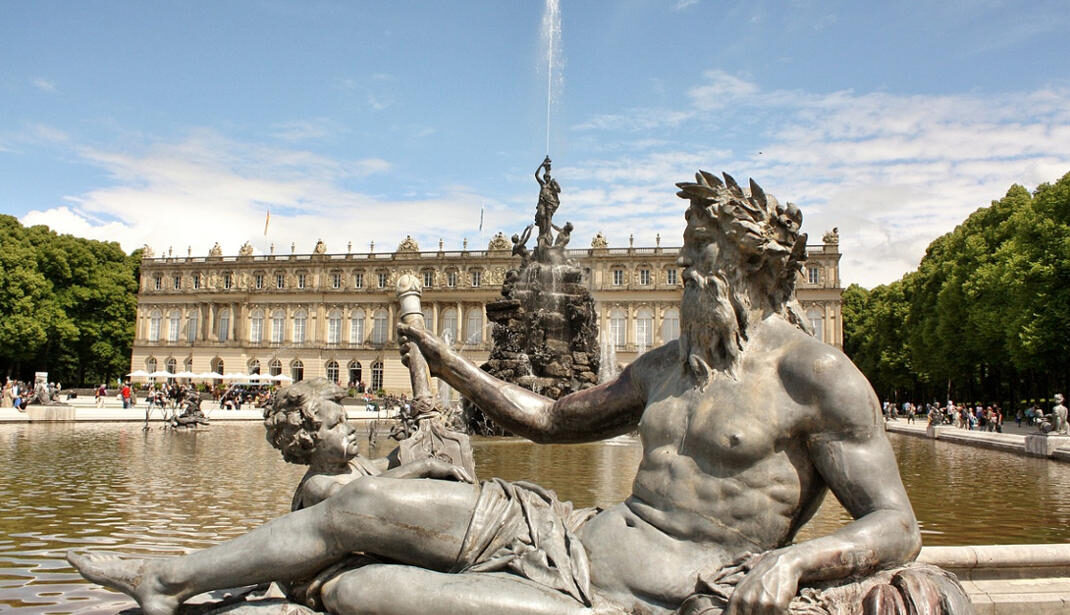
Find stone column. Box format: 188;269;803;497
653;304;663;346
387;303;396;343
456;301;463;342
431;302;439;335
315;303;326;343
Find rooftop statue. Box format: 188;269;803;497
208;242;223;257
68;171;970;615
239;241;254;256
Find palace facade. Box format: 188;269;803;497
132;231;842;394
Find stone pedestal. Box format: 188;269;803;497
1024;434;1070;457
926;424;954;439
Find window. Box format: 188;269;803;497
269;359;282;376
470;271;481;287
168;310;180;342
218;309;230;342
331;272;341;289
291;359;304;382
297;273;307;289
153;275;162;290
635;307;653;349
612;270;624;286
348;361;362;387
371;309;388;344
447;271;457;288
377;272;388;288
441;308;458;342
165;358;177;377
248;359;261;375
610;308;627;346
211;358;224;378
353;272;363;288
149;309;162;342
326;360;339;384
421;307;433;330
276;273;285;289
271;310;284;343
466;308;483;344
187;310;199;342
192;274;201;290
639;269;650;285
808;309;825;342
808;267;821;285
255;274;264;289
184;357;193;374
371;361;384;392
250;309;264;343
661;308;680;342
667;269;678;285
173;275;181;290
327;309;342;344
223;273;233;289
423;271;434;288
350;309;365;344
146;357;157;374
293;310;307;344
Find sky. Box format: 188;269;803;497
2;0;1069;288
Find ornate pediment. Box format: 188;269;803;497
487;232;510;252
591;232;609;249
396;235;420;253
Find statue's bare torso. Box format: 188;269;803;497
577;318;870;609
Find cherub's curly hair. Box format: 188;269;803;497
263;378;347;465
675;171;811;332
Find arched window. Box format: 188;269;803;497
371;361;384;392
371;309;388;344
465;308;483;344
610;308;627;346
149;309;162;342
635;307;653;350
348;361;362;387
248;359;261;375
441;308;458;343
271;310;285;344
218;309;231;342
168;310;181;342
183;356;193;373
269;358;282;376
146;357;157;373
291;359;304;382
293;309;307;344
661;308;680;342
350;309;365;344
327;309;342;345
211;358;224;377
326;360;339;384
187;310;199;343
807;309;824;342
165;357;177;376
250;308;264;344
421;307;434;332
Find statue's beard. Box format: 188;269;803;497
679;271;743;385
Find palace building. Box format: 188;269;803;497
132;229;842;394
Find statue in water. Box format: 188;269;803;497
68;171;972;615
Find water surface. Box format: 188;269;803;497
2;423;1068;613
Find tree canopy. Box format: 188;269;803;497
0;215;139;386
842;172;1070;405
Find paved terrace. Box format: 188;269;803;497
884;420;1070;462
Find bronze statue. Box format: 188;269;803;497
68;172;968;615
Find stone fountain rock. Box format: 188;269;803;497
466;157;600;434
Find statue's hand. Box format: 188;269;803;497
422;457;475;483
725;548;801;615
397;323;448;373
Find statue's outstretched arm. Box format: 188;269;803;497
398;323;645;442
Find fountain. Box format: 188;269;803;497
466;157;600;434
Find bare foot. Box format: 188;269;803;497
67;551;181;615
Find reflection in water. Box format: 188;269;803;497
2;423;1069;613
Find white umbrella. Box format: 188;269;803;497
274;374;294;382
204;372;224;380
175;371;197;379
223;372;247;381
149;370;172;379
127;370;150;378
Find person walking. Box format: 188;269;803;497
120;382;132;409
95;384;107;408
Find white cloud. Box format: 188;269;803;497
32;77;57;92
269;118;339;142
567;70;1070;287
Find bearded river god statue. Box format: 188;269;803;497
68;172;973;615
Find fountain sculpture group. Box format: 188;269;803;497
68;161;974;615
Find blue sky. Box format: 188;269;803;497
3;0;1069;288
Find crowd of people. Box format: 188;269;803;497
883;398;1061;432
1;378;65;410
